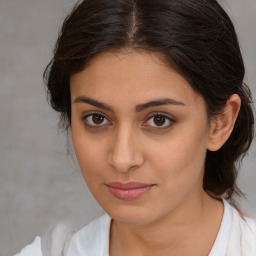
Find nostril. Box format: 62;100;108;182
108;147;144;173
109;157;136;173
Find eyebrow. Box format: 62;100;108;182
73;96;186;112
74;96;113;111
136;98;186;112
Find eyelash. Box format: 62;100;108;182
81;112;111;128
143;112;176;130
81;112;176;130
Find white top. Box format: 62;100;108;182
14;200;256;256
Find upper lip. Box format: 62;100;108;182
106;182;154;189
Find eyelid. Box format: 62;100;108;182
80;111;175;130
142;112;176;129
81;111;112;127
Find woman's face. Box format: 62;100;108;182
70;50;212;225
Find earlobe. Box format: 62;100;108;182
207;94;241;151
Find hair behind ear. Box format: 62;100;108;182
204;83;254;202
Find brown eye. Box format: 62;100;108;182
92;114;105;124
83;113;110;127
143;113;175;129
154;115;166;126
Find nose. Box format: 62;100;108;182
108;125;144;173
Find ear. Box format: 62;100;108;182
207;94;241;151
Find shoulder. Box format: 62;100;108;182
227;204;256;256
14;222;72;256
13;215;110;256
14;236;42;256
67;214;111;256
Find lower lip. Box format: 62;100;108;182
107;185;153;200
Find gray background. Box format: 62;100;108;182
0;0;255;255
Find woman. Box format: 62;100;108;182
16;0;255;255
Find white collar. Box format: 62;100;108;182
68;199;232;256
209;199;233;256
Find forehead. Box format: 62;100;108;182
70;50;204;108
73;50;178;84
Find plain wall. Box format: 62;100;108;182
0;0;255;255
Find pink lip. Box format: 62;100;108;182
106;182;154;200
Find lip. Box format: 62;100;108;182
106;182;154;200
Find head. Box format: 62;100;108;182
44;0;254;215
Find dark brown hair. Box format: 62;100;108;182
44;0;254;202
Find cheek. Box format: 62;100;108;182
71;127;108;185
147;125;208;188
73;141;107;198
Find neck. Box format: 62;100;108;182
110;192;223;256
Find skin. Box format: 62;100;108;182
70;50;241;256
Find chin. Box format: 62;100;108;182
104;204;160;226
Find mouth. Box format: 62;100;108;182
105;182;155;201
